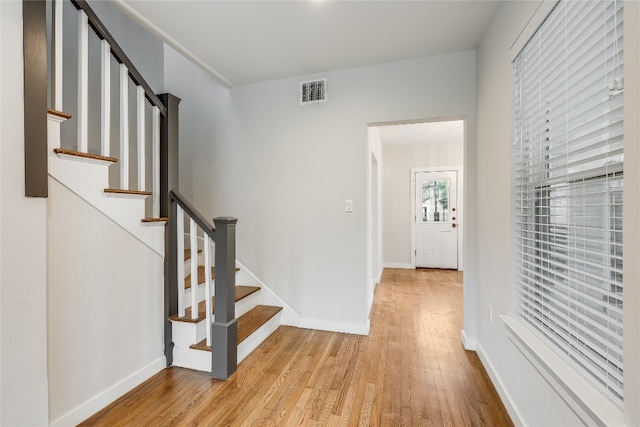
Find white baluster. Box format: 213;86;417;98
119;64;129;189
204;236;212;346
190;219;198;320
177;205;185;317
100;40;111;157
53;0;63;111
136;86;145;191
77;11;88;152
152;106;160;218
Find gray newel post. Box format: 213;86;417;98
160;93;180;367
211;217;238;379
158;93;181;218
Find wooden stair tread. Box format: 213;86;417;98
169;285;260;323
53;148;117;163
141;217;168;223
47;109;72;119
184;249;203;262
185;266;240;289
190;305;283;351
104;188;152;196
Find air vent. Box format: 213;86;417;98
300;79;327;105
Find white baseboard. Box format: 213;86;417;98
298;317;370;335
383;262;413;269
50;356;166;427
460;329;476;350
476;342;526;427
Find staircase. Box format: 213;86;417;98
43;0;289;380
170;249;283;372
48;108;285;375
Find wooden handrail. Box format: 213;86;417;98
69;0;167;116
169;189;216;241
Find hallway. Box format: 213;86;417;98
81;269;512;426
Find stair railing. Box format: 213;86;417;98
42;0;239;379
50;0;166;218
168;190;238;380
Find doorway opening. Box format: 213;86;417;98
368;118;464;272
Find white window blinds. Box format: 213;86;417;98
512;0;624;408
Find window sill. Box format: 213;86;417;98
501;315;624;427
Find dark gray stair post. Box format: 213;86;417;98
159;93;181;218
211;217;238;379
160;93;180;367
23;0;48;198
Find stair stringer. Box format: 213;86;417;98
234;259;299;327
197;237;298;326
47;114;164;256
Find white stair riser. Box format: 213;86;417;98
172;346;211;372
182;251;206;278
183;281;212;305
172;311;282;372
172;290;261;344
171;321;204;349
237;312;281;363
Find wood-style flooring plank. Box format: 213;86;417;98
80;268;513;427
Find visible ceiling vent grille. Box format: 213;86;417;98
300;79;327;105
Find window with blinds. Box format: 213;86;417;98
512;0;624;408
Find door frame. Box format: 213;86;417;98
410;166;463;270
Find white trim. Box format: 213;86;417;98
383;262;413;269
510;0;559;61
77;11;89;153
110;0;234;88
49;357;165;427
366;132;383;329
119;63;129;190
410;165;463;270
151;107;160;218
460;329;476;350
100;40;111;158
476;341;527;427
297;317;370;336
53;0;63;110
136;86;145;191
502;315;624;427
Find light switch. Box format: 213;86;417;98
345;200;353;212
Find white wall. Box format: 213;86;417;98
0;1;50;425
163;45;235;204
382;131;463;268
88;0;164;93
47;179;165;426
167;50;477;334
475;0;640;425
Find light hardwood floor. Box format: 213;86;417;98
80;268;512;426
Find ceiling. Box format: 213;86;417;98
112;0;499;87
377;120;463;146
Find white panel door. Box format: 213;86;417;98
415;171;458;269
